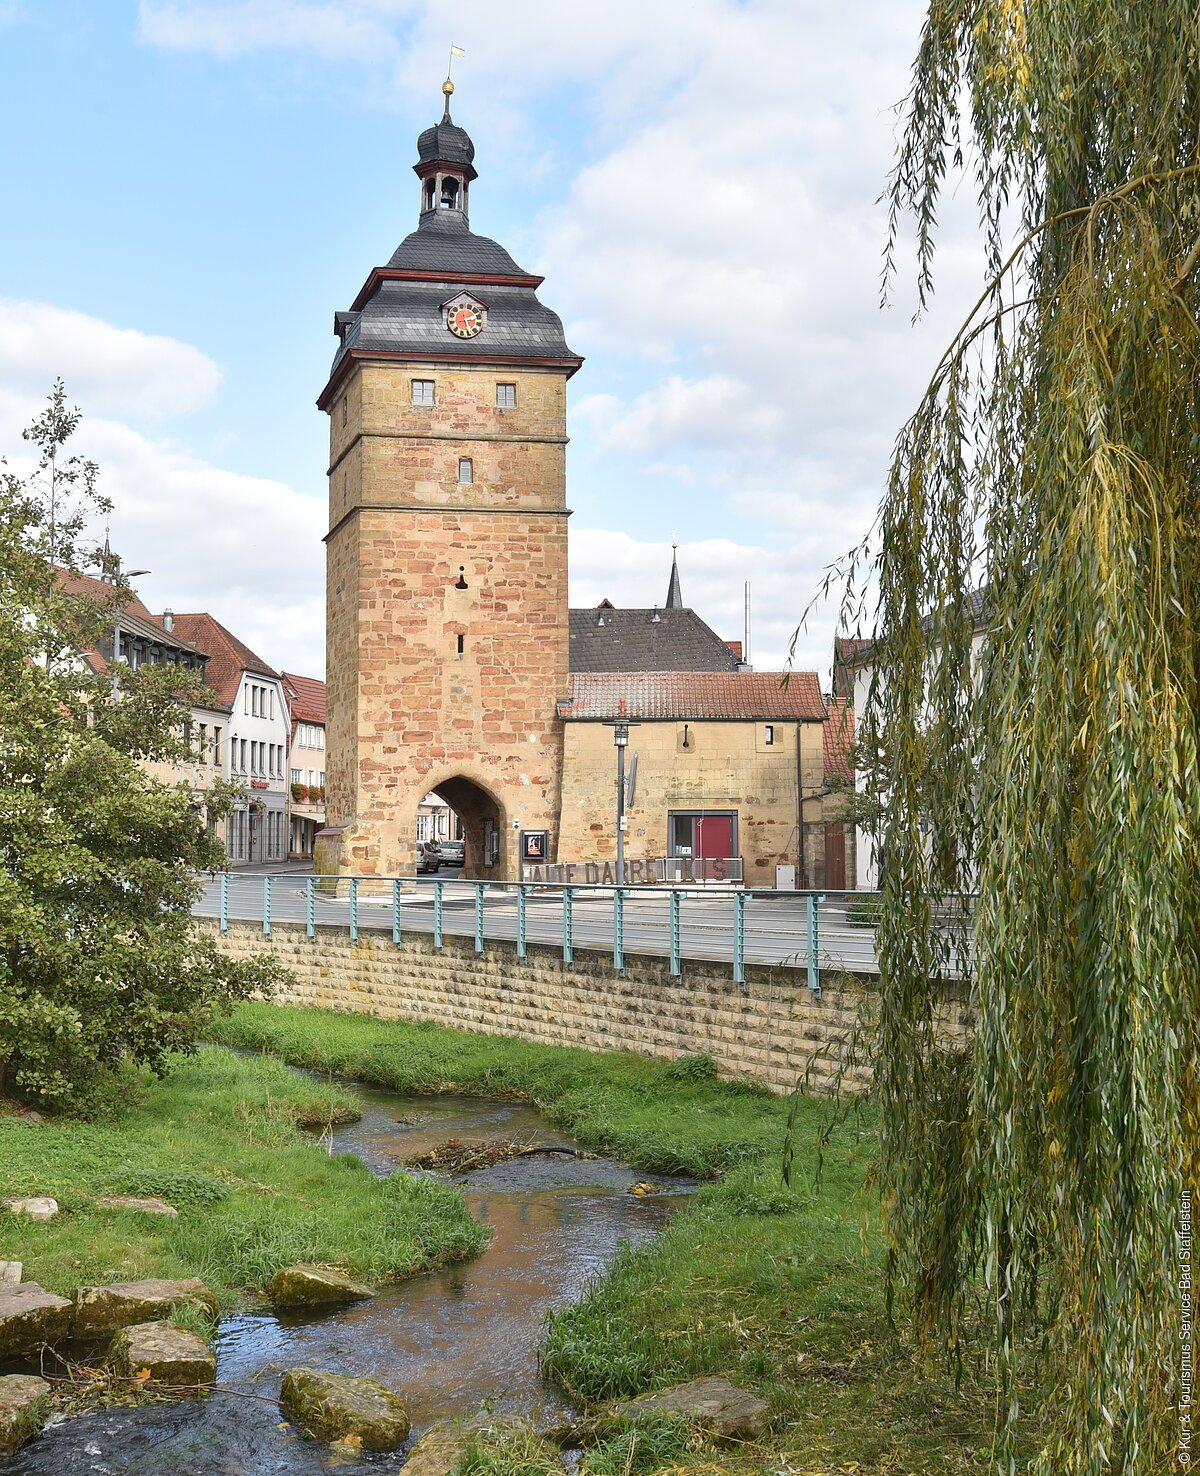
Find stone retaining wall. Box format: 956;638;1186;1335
202;920;972;1095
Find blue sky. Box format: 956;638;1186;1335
0;1;975;676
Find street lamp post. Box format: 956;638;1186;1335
604;718;640;887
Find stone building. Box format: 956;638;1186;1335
316;87;850;886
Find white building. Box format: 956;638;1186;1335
169;613;292;866
839;590;988;890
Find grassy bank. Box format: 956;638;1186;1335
0;1046;486;1303
213;1003;1034;1471
208;1001;821;1177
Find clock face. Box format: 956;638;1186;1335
447;302;484;338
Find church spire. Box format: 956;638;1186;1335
665;540;683;609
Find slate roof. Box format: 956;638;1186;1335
386;210;522;275
823;698;855;781
665;550;683;610
335;273;576;375
561;672;825;722
164;613;278;710
569;607;741;674
280;671;326;729
416;107;476;170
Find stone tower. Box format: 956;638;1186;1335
316;83;582;880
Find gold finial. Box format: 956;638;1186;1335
442;77;454;96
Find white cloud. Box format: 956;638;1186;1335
576;375;783;455
137;0;400;59
0;302;325;677
0;300;222;423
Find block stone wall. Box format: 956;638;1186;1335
203;920;973;1095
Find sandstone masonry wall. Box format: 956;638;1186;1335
203;920;973;1095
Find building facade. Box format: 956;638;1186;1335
282;671;326;860
169;614;291;867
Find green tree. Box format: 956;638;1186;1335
841;6;1199;1473
0;383;276;1108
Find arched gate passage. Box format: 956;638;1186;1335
433;775;505;881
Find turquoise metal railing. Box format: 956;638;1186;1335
196;875;962;991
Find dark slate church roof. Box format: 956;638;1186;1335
320;102;580;404
386;211;523;276
569;607;741;674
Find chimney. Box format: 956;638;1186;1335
162;609;174;633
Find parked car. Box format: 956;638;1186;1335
439;838;465;866
416;840;442;874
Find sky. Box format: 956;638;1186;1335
0;0;981;681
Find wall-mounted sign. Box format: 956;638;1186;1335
250;779;269;790
521;830;549;862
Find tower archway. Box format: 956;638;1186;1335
424;775;505;880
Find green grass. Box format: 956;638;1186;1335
211;1003;1040;1472
0;1045;486;1304
208;1004;813;1178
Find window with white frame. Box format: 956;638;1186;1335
496;383;517;408
412;379;435;406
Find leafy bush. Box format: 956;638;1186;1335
662;1053;717;1082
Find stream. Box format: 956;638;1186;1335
4;1083;694;1474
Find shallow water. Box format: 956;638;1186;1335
4;1086;692;1474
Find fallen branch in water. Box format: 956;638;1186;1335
405;1136;597;1173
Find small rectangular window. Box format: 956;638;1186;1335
412;379;435;406
458;457;473;484
341;395;348;426
456;633;465;654
764;724;775;745
496;383;517;408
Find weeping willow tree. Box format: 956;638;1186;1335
845;4;1200;1472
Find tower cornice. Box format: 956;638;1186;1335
317;346;585;410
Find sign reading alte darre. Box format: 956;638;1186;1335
524;858;738;886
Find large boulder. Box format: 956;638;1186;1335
0;1374;51;1454
72;1277;219;1337
0;1283;73;1357
611;1376;769;1440
109;1320;216;1390
279;1367;410;1451
94;1195;179;1218
266;1264;375;1309
407;1418;561;1476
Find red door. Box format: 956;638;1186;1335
694;814;733;859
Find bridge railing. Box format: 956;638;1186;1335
194;874;975;995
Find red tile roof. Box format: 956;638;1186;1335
823;698;855;781
280;671;326;729
163;612;278;709
57;566;156;622
561;671;825;721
